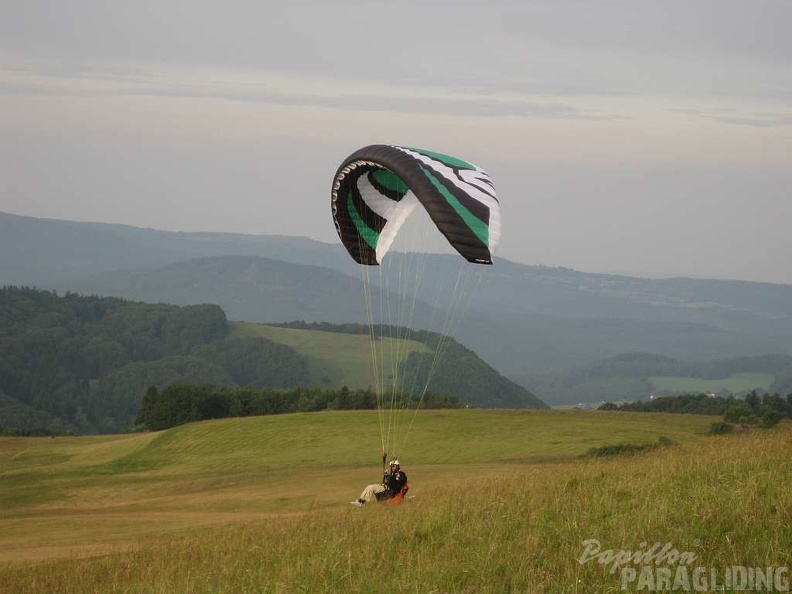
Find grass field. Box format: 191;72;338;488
649;373;775;395
1;411;789;592
229;321;431;389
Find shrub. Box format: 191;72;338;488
723;403;759;425
709;421;734;435
586;436;673;458
758;405;783;429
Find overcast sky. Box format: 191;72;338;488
1;1;790;283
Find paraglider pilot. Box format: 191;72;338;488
351;459;408;506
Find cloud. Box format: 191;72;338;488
671;107;792;128
0;59;628;121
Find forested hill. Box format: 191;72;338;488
0;288;545;435
0;287;304;433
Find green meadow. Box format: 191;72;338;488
229;322;430;389
1;411;789;592
649;373;775;395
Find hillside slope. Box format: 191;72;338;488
0;288;544;434
237;322;546;409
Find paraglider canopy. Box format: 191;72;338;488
331;145;501;266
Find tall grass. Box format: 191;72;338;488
1;421;789;593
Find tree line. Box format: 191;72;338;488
135;384;461;431
599;391;792;419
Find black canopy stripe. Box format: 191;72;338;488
367;168;408;202
453;170;498;202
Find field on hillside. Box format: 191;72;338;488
230;321;430;389
649;373;775;395
1;411;789;593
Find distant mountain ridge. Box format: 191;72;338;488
4;211;792;381
59;255;376;325
0;210;351;285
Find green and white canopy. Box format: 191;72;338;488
331;145;501;265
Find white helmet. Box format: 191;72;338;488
389;459;400;467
